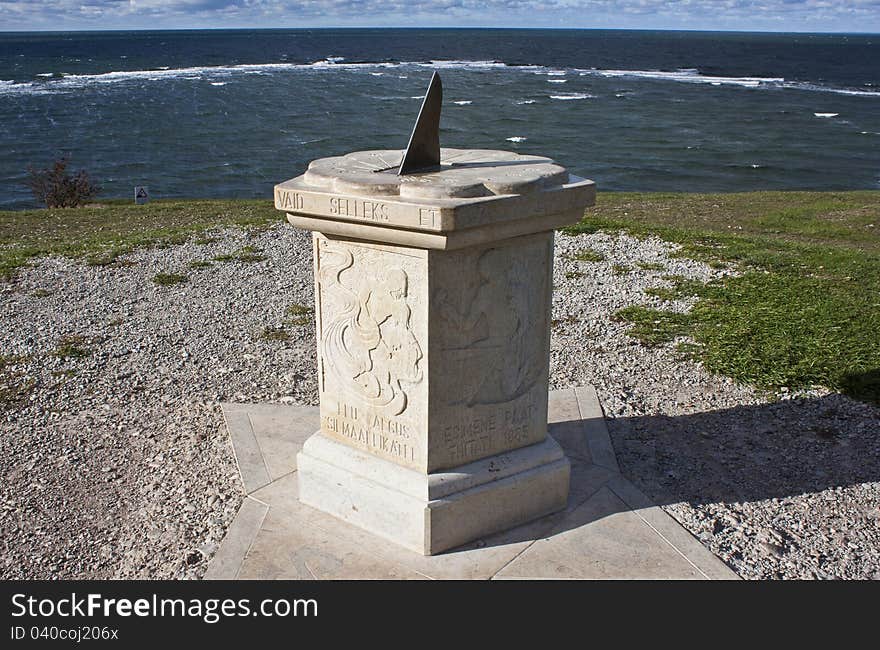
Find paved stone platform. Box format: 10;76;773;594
204;386;737;580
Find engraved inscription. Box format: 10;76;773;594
323;402;417;462
318;241;423;416
443;413;495;464
501;401;536;445
329;197;390;222
440;396;538;463
418;208;438;227
277;189;304;210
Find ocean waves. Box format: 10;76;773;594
2;58;876;99
579;67;781;88
548;93;595;100
576;67;880;97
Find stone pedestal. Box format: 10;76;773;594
275;148;595;555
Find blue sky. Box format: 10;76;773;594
1;1;879;33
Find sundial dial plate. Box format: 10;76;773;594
304;148;569;197
275;147;594;236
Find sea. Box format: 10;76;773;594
0;28;878;209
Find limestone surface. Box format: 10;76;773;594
312;231;556;473
274;148;595;249
276;147;595;553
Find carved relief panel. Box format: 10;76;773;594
314;234;428;470
427;232;554;471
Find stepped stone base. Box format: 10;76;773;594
298;433;570;555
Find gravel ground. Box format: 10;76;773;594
1;223;878;579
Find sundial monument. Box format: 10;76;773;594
274;73;596;554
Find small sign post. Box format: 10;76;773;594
134;186;149;205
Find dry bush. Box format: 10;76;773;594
25;156;100;208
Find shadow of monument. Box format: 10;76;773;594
605;392;880;507
471;391;879;551
839;369;880;408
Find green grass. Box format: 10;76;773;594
213;245;266;264
285;303;314;326
286;304;312;316
0;199;281;280
564;191;880;405
562;191;880;250
152;272;188;286
52;335;91;359
3;193;877;405
0;353;28;366
258;327;290;342
644;277;706;301
188;260;213;270
613;306;692;345
571;248;605;263
611;264;632;275
637;262;666;271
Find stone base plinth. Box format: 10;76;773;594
297;432;570;555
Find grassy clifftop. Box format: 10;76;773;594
563;191;880;405
1;191;878;404
0;199;281;279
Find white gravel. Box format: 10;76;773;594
1;223;878;579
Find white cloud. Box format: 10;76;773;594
1;1;878;31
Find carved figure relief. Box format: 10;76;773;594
434;243;547;406
318;241;423;416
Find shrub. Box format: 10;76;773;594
25;156;100;208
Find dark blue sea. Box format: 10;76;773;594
1;28;878;209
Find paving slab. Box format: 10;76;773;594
494;485;705;580
205;386;738;580
202;496;268;580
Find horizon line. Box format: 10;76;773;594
1;26;879;36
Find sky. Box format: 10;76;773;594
0;1;879;33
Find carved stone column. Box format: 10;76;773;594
274;148;595;554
